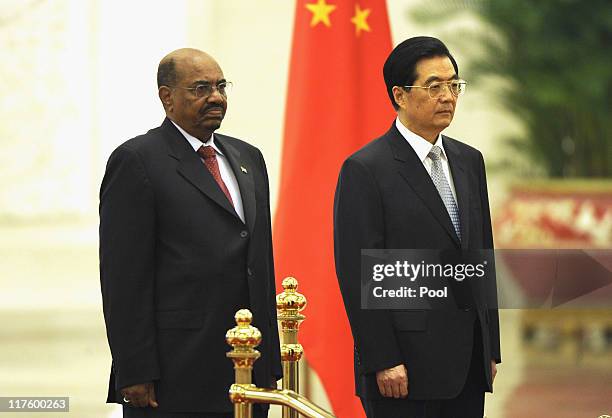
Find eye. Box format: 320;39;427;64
216;82;227;95
195;84;212;97
428;83;442;94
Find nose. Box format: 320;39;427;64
207;86;225;103
438;85;454;102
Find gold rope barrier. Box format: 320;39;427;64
226;277;334;418
229;384;334;418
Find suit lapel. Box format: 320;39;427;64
443;136;471;249
387;125;461;247
215;135;257;233
161;118;240;220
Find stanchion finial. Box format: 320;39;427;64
226;309;262;351
277;277;307;313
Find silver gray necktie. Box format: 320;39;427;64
428;146;461;241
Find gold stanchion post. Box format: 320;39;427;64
226;309;261;418
276;277;307;418
226;305;335;418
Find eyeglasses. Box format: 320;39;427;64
402;80;467;99
167;81;233;98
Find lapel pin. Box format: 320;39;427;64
240;166;248;174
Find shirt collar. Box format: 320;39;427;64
395;117;447;163
171;120;224;157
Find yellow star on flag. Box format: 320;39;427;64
305;0;337;27
351;4;371;36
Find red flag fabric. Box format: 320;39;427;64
273;1;394;417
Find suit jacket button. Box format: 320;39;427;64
240;230;249;238
247;267;254;277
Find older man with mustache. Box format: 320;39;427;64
100;48;281;418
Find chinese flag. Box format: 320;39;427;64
273;1;393;417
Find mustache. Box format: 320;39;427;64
201;104;224;114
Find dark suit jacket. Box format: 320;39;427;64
334;123;501;400
99;118;282;413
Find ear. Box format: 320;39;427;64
392;86;406;110
158;86;173;113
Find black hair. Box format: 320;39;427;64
383;36;459;109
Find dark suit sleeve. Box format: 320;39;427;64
99;145;160;389
257;149;283;381
334;157;403;375
478;152;502;364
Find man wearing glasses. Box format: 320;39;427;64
100;48;281;417
334;37;501;417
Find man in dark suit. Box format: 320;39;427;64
334;37;501;418
99;48;281;418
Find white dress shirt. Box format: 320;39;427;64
395;118;458;202
172;121;245;223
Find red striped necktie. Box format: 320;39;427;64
197;145;234;207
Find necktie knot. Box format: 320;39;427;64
428;145;442;161
198;145;216;159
